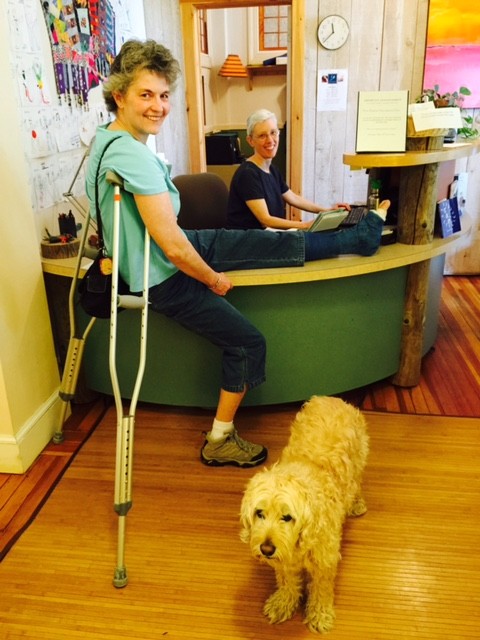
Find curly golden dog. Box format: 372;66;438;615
240;396;369;633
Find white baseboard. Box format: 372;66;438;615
0;390;68;474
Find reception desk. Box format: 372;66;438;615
43;230;463;408
42;139;478;408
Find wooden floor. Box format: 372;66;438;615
0;404;479;639
360;275;480;416
0;275;479;638
0;400;107;561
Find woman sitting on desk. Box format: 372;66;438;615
227;109;351;231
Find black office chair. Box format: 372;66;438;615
173;172;229;229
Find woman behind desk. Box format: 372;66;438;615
227;109;351;231
86;40;388;470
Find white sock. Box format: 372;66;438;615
209;418;234;441
372;207;388;221
370;200;390;221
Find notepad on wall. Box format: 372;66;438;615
355;90;409;153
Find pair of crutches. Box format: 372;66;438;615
55;149;150;588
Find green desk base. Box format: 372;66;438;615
82;257;444;407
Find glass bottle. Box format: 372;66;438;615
368;188;379;210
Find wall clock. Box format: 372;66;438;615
317;15;350;50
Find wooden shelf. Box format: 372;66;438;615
344;139;480;169
246;64;286;90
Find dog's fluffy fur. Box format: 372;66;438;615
240;396;369;633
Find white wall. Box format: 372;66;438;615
0;0;61;472
201;8;287;131
143;0;190;175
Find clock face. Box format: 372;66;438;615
317;15;350;50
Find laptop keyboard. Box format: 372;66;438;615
341;206;368;226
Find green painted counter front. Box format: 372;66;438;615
81;265;414;408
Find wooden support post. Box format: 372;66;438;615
392;133;443;387
391;259;430;387
397;163;439;245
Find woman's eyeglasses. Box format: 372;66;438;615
253;129;280;142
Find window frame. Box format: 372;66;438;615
247;6;288;65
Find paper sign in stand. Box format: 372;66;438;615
356;90;409;153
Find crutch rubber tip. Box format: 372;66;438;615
113;568;128;588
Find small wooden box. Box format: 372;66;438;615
41;239;80;259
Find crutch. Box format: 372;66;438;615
106;171;150;588
53;147;98;444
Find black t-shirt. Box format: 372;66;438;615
226;161;289;229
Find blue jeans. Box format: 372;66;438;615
304;212;384;259
149;216;383;393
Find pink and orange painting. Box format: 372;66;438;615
423;0;480;107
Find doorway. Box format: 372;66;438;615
179;0;304;194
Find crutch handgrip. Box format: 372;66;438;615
117;295;147;310
106;170;124;188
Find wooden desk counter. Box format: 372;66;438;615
42;224;466;285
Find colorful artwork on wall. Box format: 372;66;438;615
423;0;480;108
41;0;116;106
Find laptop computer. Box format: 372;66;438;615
308;208;349;232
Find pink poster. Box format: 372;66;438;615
423;0;480;108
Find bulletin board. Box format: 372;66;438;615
41;0;116;107
5;0;142;230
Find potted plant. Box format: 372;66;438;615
416;85;478;140
416;85;471;108
457;113;479;139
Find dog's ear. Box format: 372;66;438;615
239;526;250;544
296;505;316;549
239;468;272;544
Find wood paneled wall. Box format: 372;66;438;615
304;0;429;205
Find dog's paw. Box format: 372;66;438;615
263;589;299;624
304;606;336;634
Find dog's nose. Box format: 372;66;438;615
260;541;276;557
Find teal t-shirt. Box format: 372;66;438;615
85;125;181;292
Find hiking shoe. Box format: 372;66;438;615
200;429;268;468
